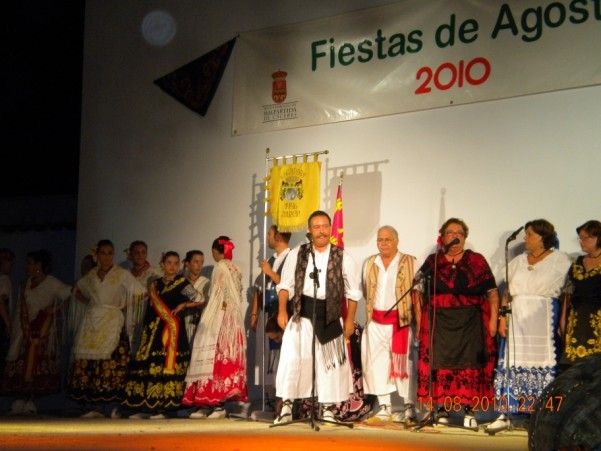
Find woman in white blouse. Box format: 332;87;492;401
487;219;571;433
68;239;145;418
2;249;71;415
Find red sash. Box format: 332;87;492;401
372;309;409;379
149;282;180;375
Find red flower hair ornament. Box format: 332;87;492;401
218;239;235;260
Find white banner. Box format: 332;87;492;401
232;0;601;135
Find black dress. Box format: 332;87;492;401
122;277;197;411
561;256;601;364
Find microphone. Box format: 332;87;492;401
305;232;312;242
443;238;460;253
506;226;524;243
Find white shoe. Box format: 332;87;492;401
485;414;509;433
110;407;121;419
149;413;167;420
404;404;417;422
436;410;450;425
392;404;416;423
321;407;339;423
463;414;478;431
273;400;292;425
128;412;150;419
189;409;208;419
8;399;25;415
81;410;104;419
207;407;226;419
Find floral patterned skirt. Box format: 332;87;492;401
67;332;130;404
122;316;191;411
417;302;496;406
182;329;247;407
561;299;601;365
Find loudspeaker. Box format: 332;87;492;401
528;355;601;450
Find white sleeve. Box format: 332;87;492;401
276;246;299;299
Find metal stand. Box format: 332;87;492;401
413;265;436;431
487;236;518;434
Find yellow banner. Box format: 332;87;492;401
269;161;320;232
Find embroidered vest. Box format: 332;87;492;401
292;244;344;325
364;252;415;327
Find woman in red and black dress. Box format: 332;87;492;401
416;218;499;430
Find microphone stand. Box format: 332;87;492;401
410;238;463;431
307;242;321;431
488;237;517;434
412;256;437;431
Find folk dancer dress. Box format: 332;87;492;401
275;243;362;404
68;266;145;403
182;259;247;406
561;256;601;364
361;252;418;408
2;276;71;396
122;277;200;411
494;250;571;412
417;250;497;407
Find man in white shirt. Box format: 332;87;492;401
274;210;361;424
361;225;420;424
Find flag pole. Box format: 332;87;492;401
261;148;270;412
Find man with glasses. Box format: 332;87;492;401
361;226;420;424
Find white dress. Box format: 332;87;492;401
494;250;571;411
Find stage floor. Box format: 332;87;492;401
0;416;528;450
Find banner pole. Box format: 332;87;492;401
266;149;328;163
261;148;270;412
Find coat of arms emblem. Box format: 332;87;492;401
272;70;287;104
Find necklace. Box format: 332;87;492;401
586;251;601;259
530;249;549;259
446;250;464;269
527;249;549;271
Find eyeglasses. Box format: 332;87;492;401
377;238;396;243
578;235;595;241
444;231;465;237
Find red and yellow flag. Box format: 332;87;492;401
330;184;344;249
